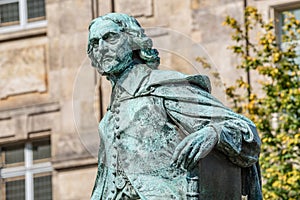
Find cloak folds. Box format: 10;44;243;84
91;64;262;200
135;66;262;199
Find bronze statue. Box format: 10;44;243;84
87;13;262;200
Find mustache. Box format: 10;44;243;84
101;56;114;63
90;51;130;65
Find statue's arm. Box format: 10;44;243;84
164;99;260;169
91;138;106;198
214;119;261;167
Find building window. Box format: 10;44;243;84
0;0;46;33
0;138;52;200
0;1;20;26
277;7;300;65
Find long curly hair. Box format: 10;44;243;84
87;13;160;69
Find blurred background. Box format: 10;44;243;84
0;0;299;199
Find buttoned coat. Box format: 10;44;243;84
90;64;262;200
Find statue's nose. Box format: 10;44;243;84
98;40;109;54
99;47;108;54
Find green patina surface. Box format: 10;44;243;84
87;13;262;200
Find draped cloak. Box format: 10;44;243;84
91;64;262;200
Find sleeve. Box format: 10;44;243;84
214;119;261;167
162;91;261;168
91;129;107;199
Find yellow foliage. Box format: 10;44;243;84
272;53;280;62
223;6;300;199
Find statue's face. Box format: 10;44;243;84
88;19;133;75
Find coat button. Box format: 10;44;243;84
115;176;126;189
115;109;120;114
115;117;120;121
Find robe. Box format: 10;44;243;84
91;64;262;200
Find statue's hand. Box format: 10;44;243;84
171;130;218;170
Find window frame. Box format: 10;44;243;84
0;0;47;34
271;3;300;65
1;175;26;200
1;143;25;168
0;140;52;200
272;2;300;43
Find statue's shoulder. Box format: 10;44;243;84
130;64;212;97
147;68;212;93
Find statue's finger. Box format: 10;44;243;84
188;157;200;170
176;148;188;168
172;136;190;162
185;142;201;168
192;141;214;163
177;141;194;168
190;150;205;170
187;139;201;160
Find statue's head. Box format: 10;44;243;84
87;13;160;76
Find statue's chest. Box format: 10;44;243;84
99;94;168;143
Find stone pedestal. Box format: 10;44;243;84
197;150;241;199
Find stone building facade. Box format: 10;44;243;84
0;0;299;199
